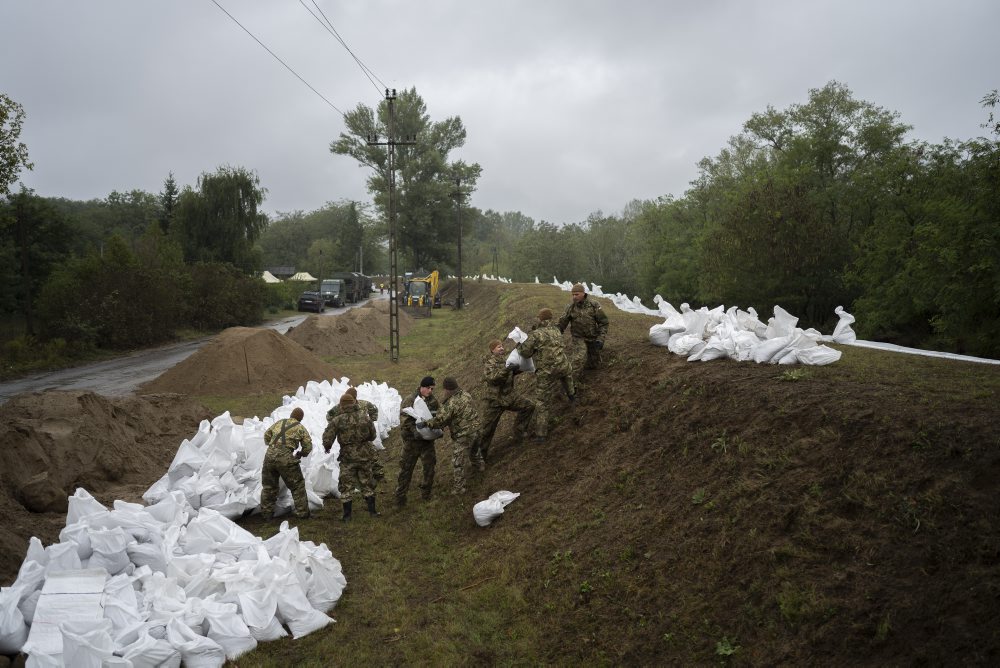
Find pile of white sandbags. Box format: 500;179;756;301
2;488;345;666
143;378;401;519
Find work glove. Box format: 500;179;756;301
505;363;519;371
415;421;427;429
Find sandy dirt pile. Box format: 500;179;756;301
139;326;339;396
0;391;212;583
285;303;413;357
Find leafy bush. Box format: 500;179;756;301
184;262;265;330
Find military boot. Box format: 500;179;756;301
341;500;352;522
365;496;381;517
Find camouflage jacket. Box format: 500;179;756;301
400;389;440;441
264;418;313;458
323;402;377;451
558;295;609;341
519;321;571;376
482;351;517;401
425;389;481;441
327;398;378;423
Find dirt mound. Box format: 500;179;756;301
139;327;338;396
0;391;212;584
285;304;413;357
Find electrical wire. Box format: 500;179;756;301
300;0;388;96
209;0;345;117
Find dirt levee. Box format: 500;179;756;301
0;390;211;584
139;326;338;396
285;303;412;357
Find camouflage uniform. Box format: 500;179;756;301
328;398;384;481
478;350;536;458
425;389;482;495
394;389;441;503
260;417;313;518
519;320;575;438
324;402;379;502
558;294;609;379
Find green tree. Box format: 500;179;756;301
159;172;179;234
0;94;33;197
172;165;267;272
330;88;481;270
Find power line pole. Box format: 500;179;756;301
451;177;464;309
368;88;415;362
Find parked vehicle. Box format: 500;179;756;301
328;272;370;304
297;291;325;313
319;279;345;307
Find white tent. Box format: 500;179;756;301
261;271;281;284
289;272;317;282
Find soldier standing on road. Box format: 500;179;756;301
328;386;384;482
518;308;575;442
558;283;609;382
260;407;313;520
479;338;536;459
324;393;380;521
394;376;441;506
418;377;482;495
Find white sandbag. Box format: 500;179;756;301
752;335;791;364
0;586;29;654
43;541;83;575
121;629;182;668
67;488;109;525
402;397;444;441
831;306;857;343
274;572;333;639
299;551;346;613
165;618;226;668
765;306;798;339
87;526;131;575
202;599;257;660
167;438;207;484
506;326;529;344
60;618;115;668
796;344;843;365
19;589;41;626
648;322;674;347
506;348;535;373
473;491;521;527
58;522;94;562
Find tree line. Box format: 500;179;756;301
2;81;998;369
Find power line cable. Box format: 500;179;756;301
300;0;388;95
209;0;345;117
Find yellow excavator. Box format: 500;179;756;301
402;270;440;316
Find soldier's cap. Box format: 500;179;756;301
339;393;356;404
571;283;586;293
443;377;459;391
420;376;435;388
537;308;553;321
290;407;304;421
489;338;502;351
345;386;358;398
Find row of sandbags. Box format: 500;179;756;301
548;277;854;366
1;488;343;666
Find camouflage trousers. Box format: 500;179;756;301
568;337;601;381
533;371;575;438
451;434;478;495
260;448;309;518
479;394;535;456
338;442;378;502
394;436;437;502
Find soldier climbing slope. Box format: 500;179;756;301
394;376;441;506
559;283;609;381
518;308;575;442
479;338;536;459
418;377;483;495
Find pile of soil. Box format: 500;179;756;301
0;391;212;582
139;327;339;396
285;303;413;357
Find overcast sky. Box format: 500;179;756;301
2;0;997;225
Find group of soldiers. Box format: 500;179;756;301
259;283;609;522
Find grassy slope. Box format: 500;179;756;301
216;281;1000;667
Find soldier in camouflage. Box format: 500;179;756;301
260;406;313;519
327;386;384;482
558;283;610;381
478;339;536;460
394;376;441;506
324;393;380;521
518;308;575;442
419;377;482;495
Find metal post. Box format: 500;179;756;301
453;177;464;309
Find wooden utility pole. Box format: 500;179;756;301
368;89;415;362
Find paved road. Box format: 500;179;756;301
0;299;377;404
